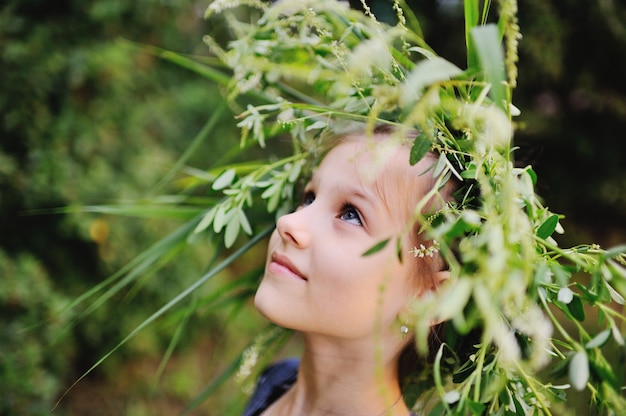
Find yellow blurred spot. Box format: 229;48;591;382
89;218;109;244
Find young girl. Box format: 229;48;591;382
244;128;453;416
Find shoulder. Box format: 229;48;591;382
242;358;299;416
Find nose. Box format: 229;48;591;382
276;209;311;248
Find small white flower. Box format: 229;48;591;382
408;240;440;258
558;287;574;304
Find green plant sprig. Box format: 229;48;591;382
193;152;306;248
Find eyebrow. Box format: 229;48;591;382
333;183;381;215
308;172;383;213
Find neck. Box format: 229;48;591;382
267;334;411;416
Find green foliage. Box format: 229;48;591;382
0;250;70;415
43;0;626;413
191;0;626;414
3;0;626;415
0;0;234;413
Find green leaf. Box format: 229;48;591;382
261;182;281;200
569;351;589;391
460;167;477;179
362;239;390;256
440;279;473;324
452;359;476;383
266;188;282;213
609;318;625;346
567;295;585;321
605;245;626;258
213;204;233;233
537;214;559;239
401;57;463;106
432;343;452;413
305;120;327;131
510;394;525;415
212;168;236;191
608;261;626;304
238;209;253;235
606;281;625;305
194;206;217;234
288;161;303;183
127;40;233;87
410;133;432;165
433;152;448;178
464;0;480;68
70;204;204;220
586;329;611;349
471;24;507;111
551;262;572;287
467;400;486;415
224;216;240;248
525;166;537;186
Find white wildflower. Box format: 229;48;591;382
347;36;392;78
510;303;553;368
455;103;512;152
557;287;574;304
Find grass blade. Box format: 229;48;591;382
471;24;507;111
464;0;480;69
53;226;272;410
152;102;229;194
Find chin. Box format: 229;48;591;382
253;283;275;319
252;284;266;312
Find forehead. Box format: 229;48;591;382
319;135;434;180
315;138;436;223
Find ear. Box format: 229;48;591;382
420;270;450;296
433;270;450;286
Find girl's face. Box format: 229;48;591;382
254;138;436;340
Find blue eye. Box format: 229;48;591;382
302;191;315;206
339;204;362;226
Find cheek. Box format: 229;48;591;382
322;251;408;305
371;254;417;310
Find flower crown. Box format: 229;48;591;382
201;0;626;414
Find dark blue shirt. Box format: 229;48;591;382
243;359;299;416
242;359;417;416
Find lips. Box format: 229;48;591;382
269;252;307;281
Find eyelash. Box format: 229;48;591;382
302;191;315;207
339;203;363;226
301;191;363;226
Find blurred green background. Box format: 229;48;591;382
1;0;625;415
